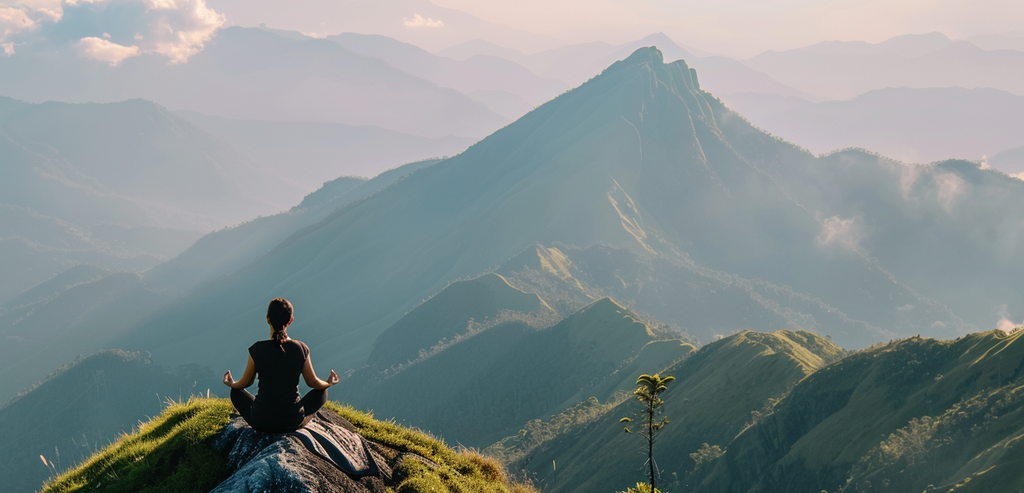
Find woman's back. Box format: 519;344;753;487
250;339;309;409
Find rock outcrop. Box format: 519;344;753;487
210;410;415;493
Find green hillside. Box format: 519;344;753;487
41;398;537;493
0;350;217;493
342;296;693;447
367;273;554;369
696;329;1024;493
497;329;843;492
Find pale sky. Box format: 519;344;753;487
430;0;1024;56
2;0;1022;59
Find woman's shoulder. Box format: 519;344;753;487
284;339;310;356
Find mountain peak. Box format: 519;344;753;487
620;45;665;66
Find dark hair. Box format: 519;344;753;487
267;298;293;352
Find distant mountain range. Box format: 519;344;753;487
96;47;1020;390
4;47;1022;406
0;26;509;139
4;26;1020;166
720;87;1024;164
3;44;1024;493
743;32;1024;100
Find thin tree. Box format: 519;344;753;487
620;373;675;491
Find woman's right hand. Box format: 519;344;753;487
223;370;235;387
327;369;339;387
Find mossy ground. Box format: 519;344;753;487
41;398;537;493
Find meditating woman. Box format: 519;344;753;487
223;298;339;433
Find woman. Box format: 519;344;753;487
223;298;340;433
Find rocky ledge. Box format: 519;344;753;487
209;409;433;493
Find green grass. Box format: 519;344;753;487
324;401;538;493
40;398;537;493
41;397;233;493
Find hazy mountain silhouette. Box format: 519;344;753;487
175;110;474;200
743;33;1024;99
0;26;509;138
990;145;1024;175
453;33;811;102
205;0;558;53
0;159;441;401
0;96;280;302
721;87;1024;164
326;32;568;119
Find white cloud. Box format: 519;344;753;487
817;215;861;251
2;41;13;54
145;0;224;63
75;35;138;64
0;0;223;63
402;13;443;28
0;6;39;38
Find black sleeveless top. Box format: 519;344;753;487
249;339;309;426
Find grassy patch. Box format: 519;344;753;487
41;398;536;493
41;397;233;493
325;401;538;493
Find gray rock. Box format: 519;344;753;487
209;410;389;493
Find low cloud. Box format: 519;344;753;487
934;172;965;212
817;215;861;251
997;318;1021;334
0;0;224;63
75;35;138;65
403;13;443;28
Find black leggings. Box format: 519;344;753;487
230;388;327;433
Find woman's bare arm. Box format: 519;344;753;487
302;355;339;390
223;355;257;389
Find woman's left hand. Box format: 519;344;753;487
327;370;339;387
223;370;235;387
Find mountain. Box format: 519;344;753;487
474;33;811;101
0;350;217;493
694;329;1024;493
490;329;843;492
175;110;475;194
364;273;554;370
101;47;1023;393
489;329;1024;493
0;26;509;138
743;33;1024;100
0;159;440;402
964;32;1024;52
719;87;1024;164
990;145;1024;175
206;0;558;53
341;296;693;447
0;96;281;302
326;32;568;119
